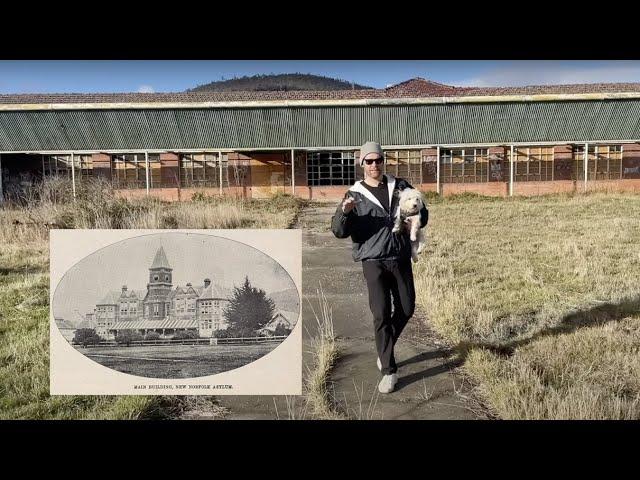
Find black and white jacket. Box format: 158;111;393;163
330;174;429;262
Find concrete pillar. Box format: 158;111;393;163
70;153;76;201
436;146;441;195
509;145;515;196
0;154;3;204
145;151;150;195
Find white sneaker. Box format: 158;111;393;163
378;373;398;394
376;357;382;372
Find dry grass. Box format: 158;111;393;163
0;178;304;420
414;191;640;419
0;179;304;244
464;317;640;419
304;287;344;420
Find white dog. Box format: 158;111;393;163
392;188;426;262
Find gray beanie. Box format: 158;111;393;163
359;141;384;166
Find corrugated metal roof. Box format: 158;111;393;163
1;100;639;152
110;318;198;330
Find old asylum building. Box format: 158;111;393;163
2;78;640;201
91;246;232;339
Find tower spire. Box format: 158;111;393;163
150;245;171;270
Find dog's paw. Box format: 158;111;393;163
392;226;400;234
410;233;417;242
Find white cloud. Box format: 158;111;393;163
450;62;640;87
137;85;155;93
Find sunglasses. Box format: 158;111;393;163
364;158;384;165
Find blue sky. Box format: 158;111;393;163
2;61;640;94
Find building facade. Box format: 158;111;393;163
2;78;640;201
90;246;231;339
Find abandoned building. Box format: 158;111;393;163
1;77;640;200
90;246;232;339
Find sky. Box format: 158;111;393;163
2;61;640;94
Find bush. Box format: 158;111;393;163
172;330;199;340
212;328;252;339
191;191;210;202
115;329;143;345
144;331;160;341
211;328;231;338
72;328;102;346
104;198;153;228
421;190;440;203
272;324;292;337
161;213;179;229
248;191;306;214
213;326;262;338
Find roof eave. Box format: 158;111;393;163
2;92;640;111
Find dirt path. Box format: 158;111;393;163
186;202;479;420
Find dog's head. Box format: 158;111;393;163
398;188;423;215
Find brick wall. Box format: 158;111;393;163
513;180;575;196
419;183;439;193
112;178;640;202
586;179;640;193
443;182;508;197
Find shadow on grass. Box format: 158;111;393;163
396;295;640;392
0;266;46;276
458;295;640;358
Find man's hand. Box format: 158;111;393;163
342;197;360;214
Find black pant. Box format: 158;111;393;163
362;258;416;375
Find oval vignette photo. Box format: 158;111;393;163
50;230;301;388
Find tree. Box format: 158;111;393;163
73;328;102;346
223;276;276;337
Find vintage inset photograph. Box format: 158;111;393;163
51;231;300;380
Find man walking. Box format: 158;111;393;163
331;141;428;393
